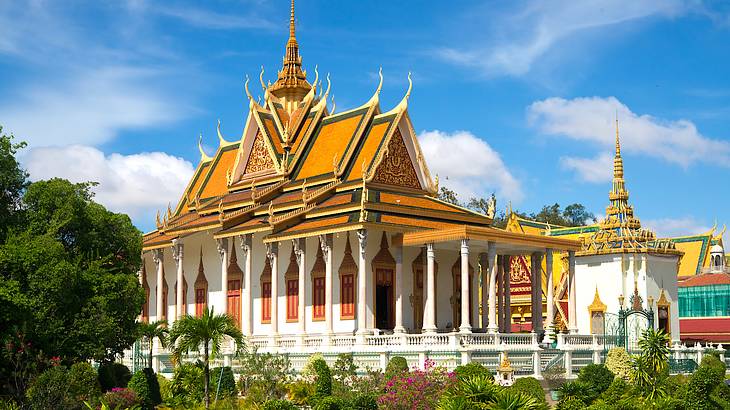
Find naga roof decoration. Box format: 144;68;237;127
142;1;492;251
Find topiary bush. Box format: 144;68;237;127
128;368;162;410
577;363;614;395
313;395;348;410
262;398;298;410
510;376;547;406
384;356;409;381
685;363;725;410
26;366;72;410
701;354;727;376
453;361;493;382
605;348;632;380
97;362;132;392
312;358;333;397
67;362;102;405
210;366;237;399
169;362;204;407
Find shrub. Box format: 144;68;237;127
312;358;333;397
510;377;547;406
128;368;162;410
557;396;586;410
577;363;614;394
350;392;378;409
598;377;631;404
543;366;566;391
557;380;595;406
586;400;613;410
453;361;493;382
379;359;454;409
210;366;237;399
313;395;349;410
26;366;72;410
605;348;632;380
332;353;358;388
157;374;172;404
100;387;140;409
67;362;102;405
302;353;325;381
262;398;297;410
685;363;725;410
287;380;314;405
384;356;409;380
97;362;132;392
237;350;292;404
169;362;204;407
701;354;727;376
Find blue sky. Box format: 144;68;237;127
1;0;729;238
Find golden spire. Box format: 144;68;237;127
270;0;311;103
613;115;623;179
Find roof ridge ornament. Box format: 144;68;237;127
367;67;383;106
198;133;212;162
217;119;231;145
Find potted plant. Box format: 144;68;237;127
543;366;565;402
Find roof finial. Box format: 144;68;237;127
290;0;296;40
198;133;212;162
615;111;621;157
613;112;624;179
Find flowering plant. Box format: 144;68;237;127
378;359;455;410
101;387;140;409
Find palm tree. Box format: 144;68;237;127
168;307;243;410
137;320;168;369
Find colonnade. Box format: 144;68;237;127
147;232;579;343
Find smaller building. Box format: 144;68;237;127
679;273;730;343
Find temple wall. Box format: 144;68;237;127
645;254;681;342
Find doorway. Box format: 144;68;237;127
375;268;394;330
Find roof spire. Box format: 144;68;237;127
613;113;623;179
270;0;311;102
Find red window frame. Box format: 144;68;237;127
227;279;241;328
340;274;355;319
195;288;206;318
313;277;325;321
261;281;272;323
286;279;298;322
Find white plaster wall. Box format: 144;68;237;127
644;254;681;342
574;254;624;335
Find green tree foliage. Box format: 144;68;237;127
25;363;101;410
312;358;333;398
237;349;292;405
169;362;204;407
0;136;143;401
631;329;670;400
0;127;28;239
168;307;243;410
384;356;409;381
210;366;237;399
510;377;548;408
262;398;298;410
453;361;493;382
577;364;615;395
605;348;632;380
128;368;162;410
437;375;540;410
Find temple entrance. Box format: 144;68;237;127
375;268;394;330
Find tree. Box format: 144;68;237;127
0;174;143;400
631;328;670;400
138;320;168;369
437;186;460;205
168;307;243;409
0;127;29;240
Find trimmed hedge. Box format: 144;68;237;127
262;398;297;410
128;368;162;410
97;362;132;392
384;356;409;381
510;376;547;406
211;366;237;398
453;362;493;382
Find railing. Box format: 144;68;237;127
701;266;730;274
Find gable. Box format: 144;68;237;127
197;144;239;200
370;129;421;190
243;131;276;176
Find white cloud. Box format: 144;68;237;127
23;146;194;226
418;130;523;203
560;152;614;183
438;0;687;76
643;217;712;238
0;67;184;148
528;96;730;170
152;5;274;30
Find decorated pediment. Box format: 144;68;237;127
371;129;421;190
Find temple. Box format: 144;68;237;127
139;1;582;373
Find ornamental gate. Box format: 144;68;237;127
617;291;654;353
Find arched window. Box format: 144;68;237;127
261;257;272;324
227;239;243;328
339;233;357;320
311;240;326;321
194;248;208;318
285;246;299;322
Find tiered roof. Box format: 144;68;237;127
143;3;491;251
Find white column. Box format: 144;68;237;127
267;242;279;337
543;249;554;343
171;240;184;320
423;243;437;334
503;256;511;333
153;249;164;321
321;234;334;338
356;230;368;337
568;250;577;333
240;235;252;336
531;252;543;336
480;253;488;330
217;238;229;315
459;240;472;333
487;243;498;333
294;238;306;337
394;235;405;334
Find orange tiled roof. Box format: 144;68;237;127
679;273;730;287
197;144;239;200
346;114;396;181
